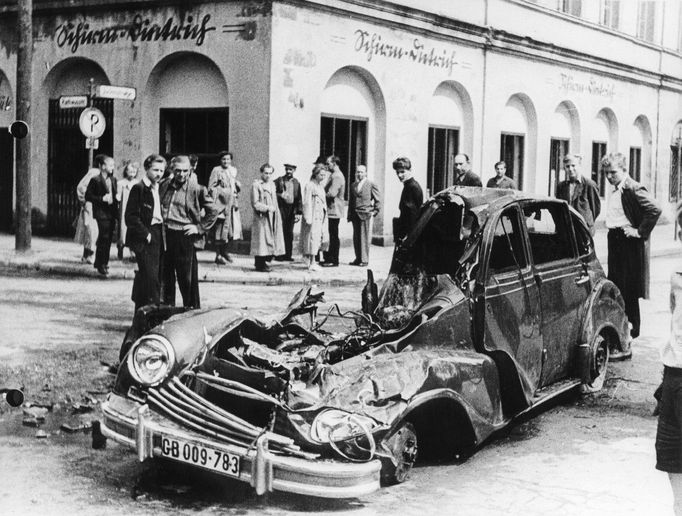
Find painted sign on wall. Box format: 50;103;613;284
559;73;615;100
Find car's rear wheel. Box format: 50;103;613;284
380;422;418;485
581;332;610;394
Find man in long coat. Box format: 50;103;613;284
251;163;285;272
556;154;601;234
348;164;381;266
602;152;661;341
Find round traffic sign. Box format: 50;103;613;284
79;107;106;138
9;120;29;139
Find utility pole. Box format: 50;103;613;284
15;0;32;251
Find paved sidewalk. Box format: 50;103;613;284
0;223;679;285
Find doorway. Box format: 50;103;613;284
500;133;525;189
0;129;12;232
427;126;459;196
319;116;367;200
549;138;569;195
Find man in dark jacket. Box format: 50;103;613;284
125;154;166;310
85;154;118;275
602;152;661;341
556;154;601;234
348;164;381;265
486;161;518;189
322;155;346;267
160;155;219;309
452;153;482;187
274;163;302;261
393;156;423;242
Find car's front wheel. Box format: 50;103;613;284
581;332;610;394
380;422;418;485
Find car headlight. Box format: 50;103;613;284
127;335;175;387
310;409;378;443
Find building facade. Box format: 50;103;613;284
0;0;680;242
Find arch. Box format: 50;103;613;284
551;101;580;146
42;57;110;98
429;80;474;156
594;107;619;149
141;52;229;183
631;115;652;185
0;69;13;127
500;93;538;191
320;66;386;234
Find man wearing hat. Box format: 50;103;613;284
275;162;302;261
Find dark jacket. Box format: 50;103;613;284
453;171;482;187
620;176;661;240
395;177;423;240
486;176;517;189
275;176;303;215
85;173;118;221
349;179;381;222
556;176;601;232
125;180;156;254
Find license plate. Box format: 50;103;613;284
159;436;240;477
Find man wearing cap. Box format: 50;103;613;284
348;164;381;266
275;163;302;261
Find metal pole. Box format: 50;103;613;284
87;78;94;170
14;0;32;252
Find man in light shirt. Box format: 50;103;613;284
602;152;660;340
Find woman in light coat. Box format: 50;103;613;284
208;151;237;264
300;164;329;271
250;163;284;272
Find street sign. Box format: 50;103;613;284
59;95;88;109
9;120;29;139
96;85;136;101
85;137;99;150
79;107;106;139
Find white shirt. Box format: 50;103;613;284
661;272;682;368
605;180;630;229
142;176;163;225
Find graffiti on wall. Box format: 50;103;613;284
353;29;458;76
55;14;217;53
559;73;615;100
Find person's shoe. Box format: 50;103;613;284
96;266;108;276
349;260;360;266
255;264;271;272
215;255;228;265
283;256;295;262
321;262;338;267
80;256;93;264
220;252;233;263
357;262;368;267
274;255;287;262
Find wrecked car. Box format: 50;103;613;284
101;187;629;498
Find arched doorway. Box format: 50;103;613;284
549;101;580;195
591;108;618;196
43;58;111;235
670;121;682;202
0;70;14;232
500;94;537;191
630;115;652;186
142;52;229;186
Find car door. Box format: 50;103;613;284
521;200;592;387
482;204;543;399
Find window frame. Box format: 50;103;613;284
521;200;578;267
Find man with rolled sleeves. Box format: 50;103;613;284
602;152;661;341
348;164;381;266
322;155;346;267
85;154;118;276
275;163;302;262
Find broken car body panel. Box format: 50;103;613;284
102;187;629;498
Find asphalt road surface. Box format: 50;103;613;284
0;258;678;516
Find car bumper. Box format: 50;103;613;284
100;393;381;498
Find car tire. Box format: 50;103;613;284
580;332;609;394
380;422;418;485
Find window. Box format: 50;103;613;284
629;147;642;182
549;138;569;196
559;0;581;16
523;203;574;264
601;0;620;29
427;127;459;196
489;208;527;275
159;108;229;186
500;133;525;189
671;139;682;202
637;1;656;42
592;141;607;196
320;116;367;200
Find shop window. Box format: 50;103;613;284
629;147;642;182
601;0;620;29
637;1;656;42
559;0;581;16
523;203;574;265
500;133;525;190
488;208;527;275
159;108;229;186
592;141;607;196
427;126;459;196
320;116;367;200
548;138;569;196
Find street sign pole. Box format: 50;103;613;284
87;78;95;170
15;0;32;252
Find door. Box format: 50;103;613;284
48;98;114;236
592;141;607;196
548;138;569;195
427;126;459;196
320;116;367;200
483;205;543;397
500;133;524;189
0;129;13;231
521;200;591;386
